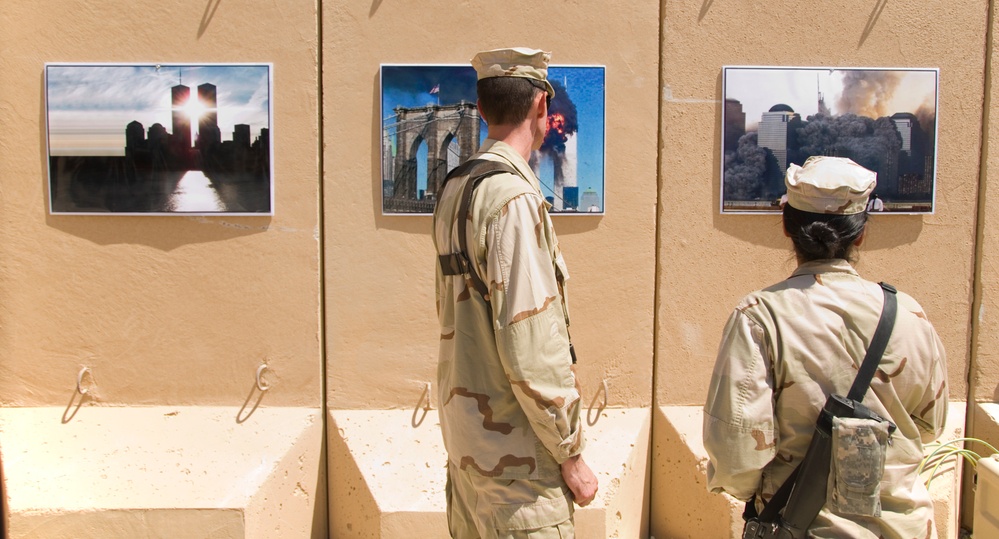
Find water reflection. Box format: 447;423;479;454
167;171;225;212
48;155;271;214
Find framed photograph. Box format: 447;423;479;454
721;66;939;214
46;63;273;215
380;64;606;215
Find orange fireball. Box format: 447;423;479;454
547;113;567;136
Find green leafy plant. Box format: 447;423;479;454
918;437;999;488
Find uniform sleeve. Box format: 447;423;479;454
484;192;583;464
912;327;948;443
703;307;778;501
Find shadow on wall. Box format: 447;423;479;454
62;366;93;424
860;0;890;48
859;216;925;251
236;366;272;424
198;0;223;39
698;0;715;22
44;213;273;251
36;76;272;251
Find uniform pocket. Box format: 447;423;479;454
828;416;890;516
492;487;573;531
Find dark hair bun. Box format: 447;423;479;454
797;222;840;259
782;205;868;262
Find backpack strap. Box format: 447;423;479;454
437;159;520;302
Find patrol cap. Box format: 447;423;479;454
471;47;555;100
785;156;877;215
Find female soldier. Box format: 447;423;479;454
703;156;948;538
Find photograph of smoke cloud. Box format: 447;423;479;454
46;63;273;215
380;64;606;214
721;66;938;214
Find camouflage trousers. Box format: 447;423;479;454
446;460;575;538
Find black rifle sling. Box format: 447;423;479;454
754;282;898;525
847;283;898;401
437;159;519;302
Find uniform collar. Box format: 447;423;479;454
478;139;546;201
791;258;860;278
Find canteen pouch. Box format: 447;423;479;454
779;394;895;538
828;415;890;517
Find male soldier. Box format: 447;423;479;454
433;47;598;538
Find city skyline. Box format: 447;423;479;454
47;64;271;157
722;66;939;213
46;64;273;215
380;64;606;213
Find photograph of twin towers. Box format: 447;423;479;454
46;64;273;215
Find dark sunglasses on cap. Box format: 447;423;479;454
525;78;553;109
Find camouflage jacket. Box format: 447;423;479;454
433;139;584;481
704;259;948;538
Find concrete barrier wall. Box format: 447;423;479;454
1;0;998;536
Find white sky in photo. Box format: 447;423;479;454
725;67;937;130
47;64;270;156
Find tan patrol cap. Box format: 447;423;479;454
785;156;877;215
471;47;555;100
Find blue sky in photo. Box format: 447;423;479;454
47;64;270;156
381;65;605;208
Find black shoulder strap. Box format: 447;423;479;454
754;282;898;524
437;159;520;302
847;282;897;401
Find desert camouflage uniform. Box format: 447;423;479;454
704;259;948;539
433;139;583;537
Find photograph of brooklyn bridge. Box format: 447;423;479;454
380;64;605;214
46;64;272;214
721;67;938;213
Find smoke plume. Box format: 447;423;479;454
796;113;901;176
723;133;778;200
836;71;902;118
541;79;578;153
915;102;936;142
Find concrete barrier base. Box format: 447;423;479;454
651;403;967;539
329;407;651;538
0;406;325;539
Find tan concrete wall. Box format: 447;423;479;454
322;0;660;411
3;0;999;536
656;0;985;406
0;0;322;407
656;1;989;535
966;2;999;530
973;0;999;405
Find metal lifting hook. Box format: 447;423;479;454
256;364;271;392
76;367;92;395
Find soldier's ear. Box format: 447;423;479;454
854;229;866;247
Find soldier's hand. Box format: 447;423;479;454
560;454;598;507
